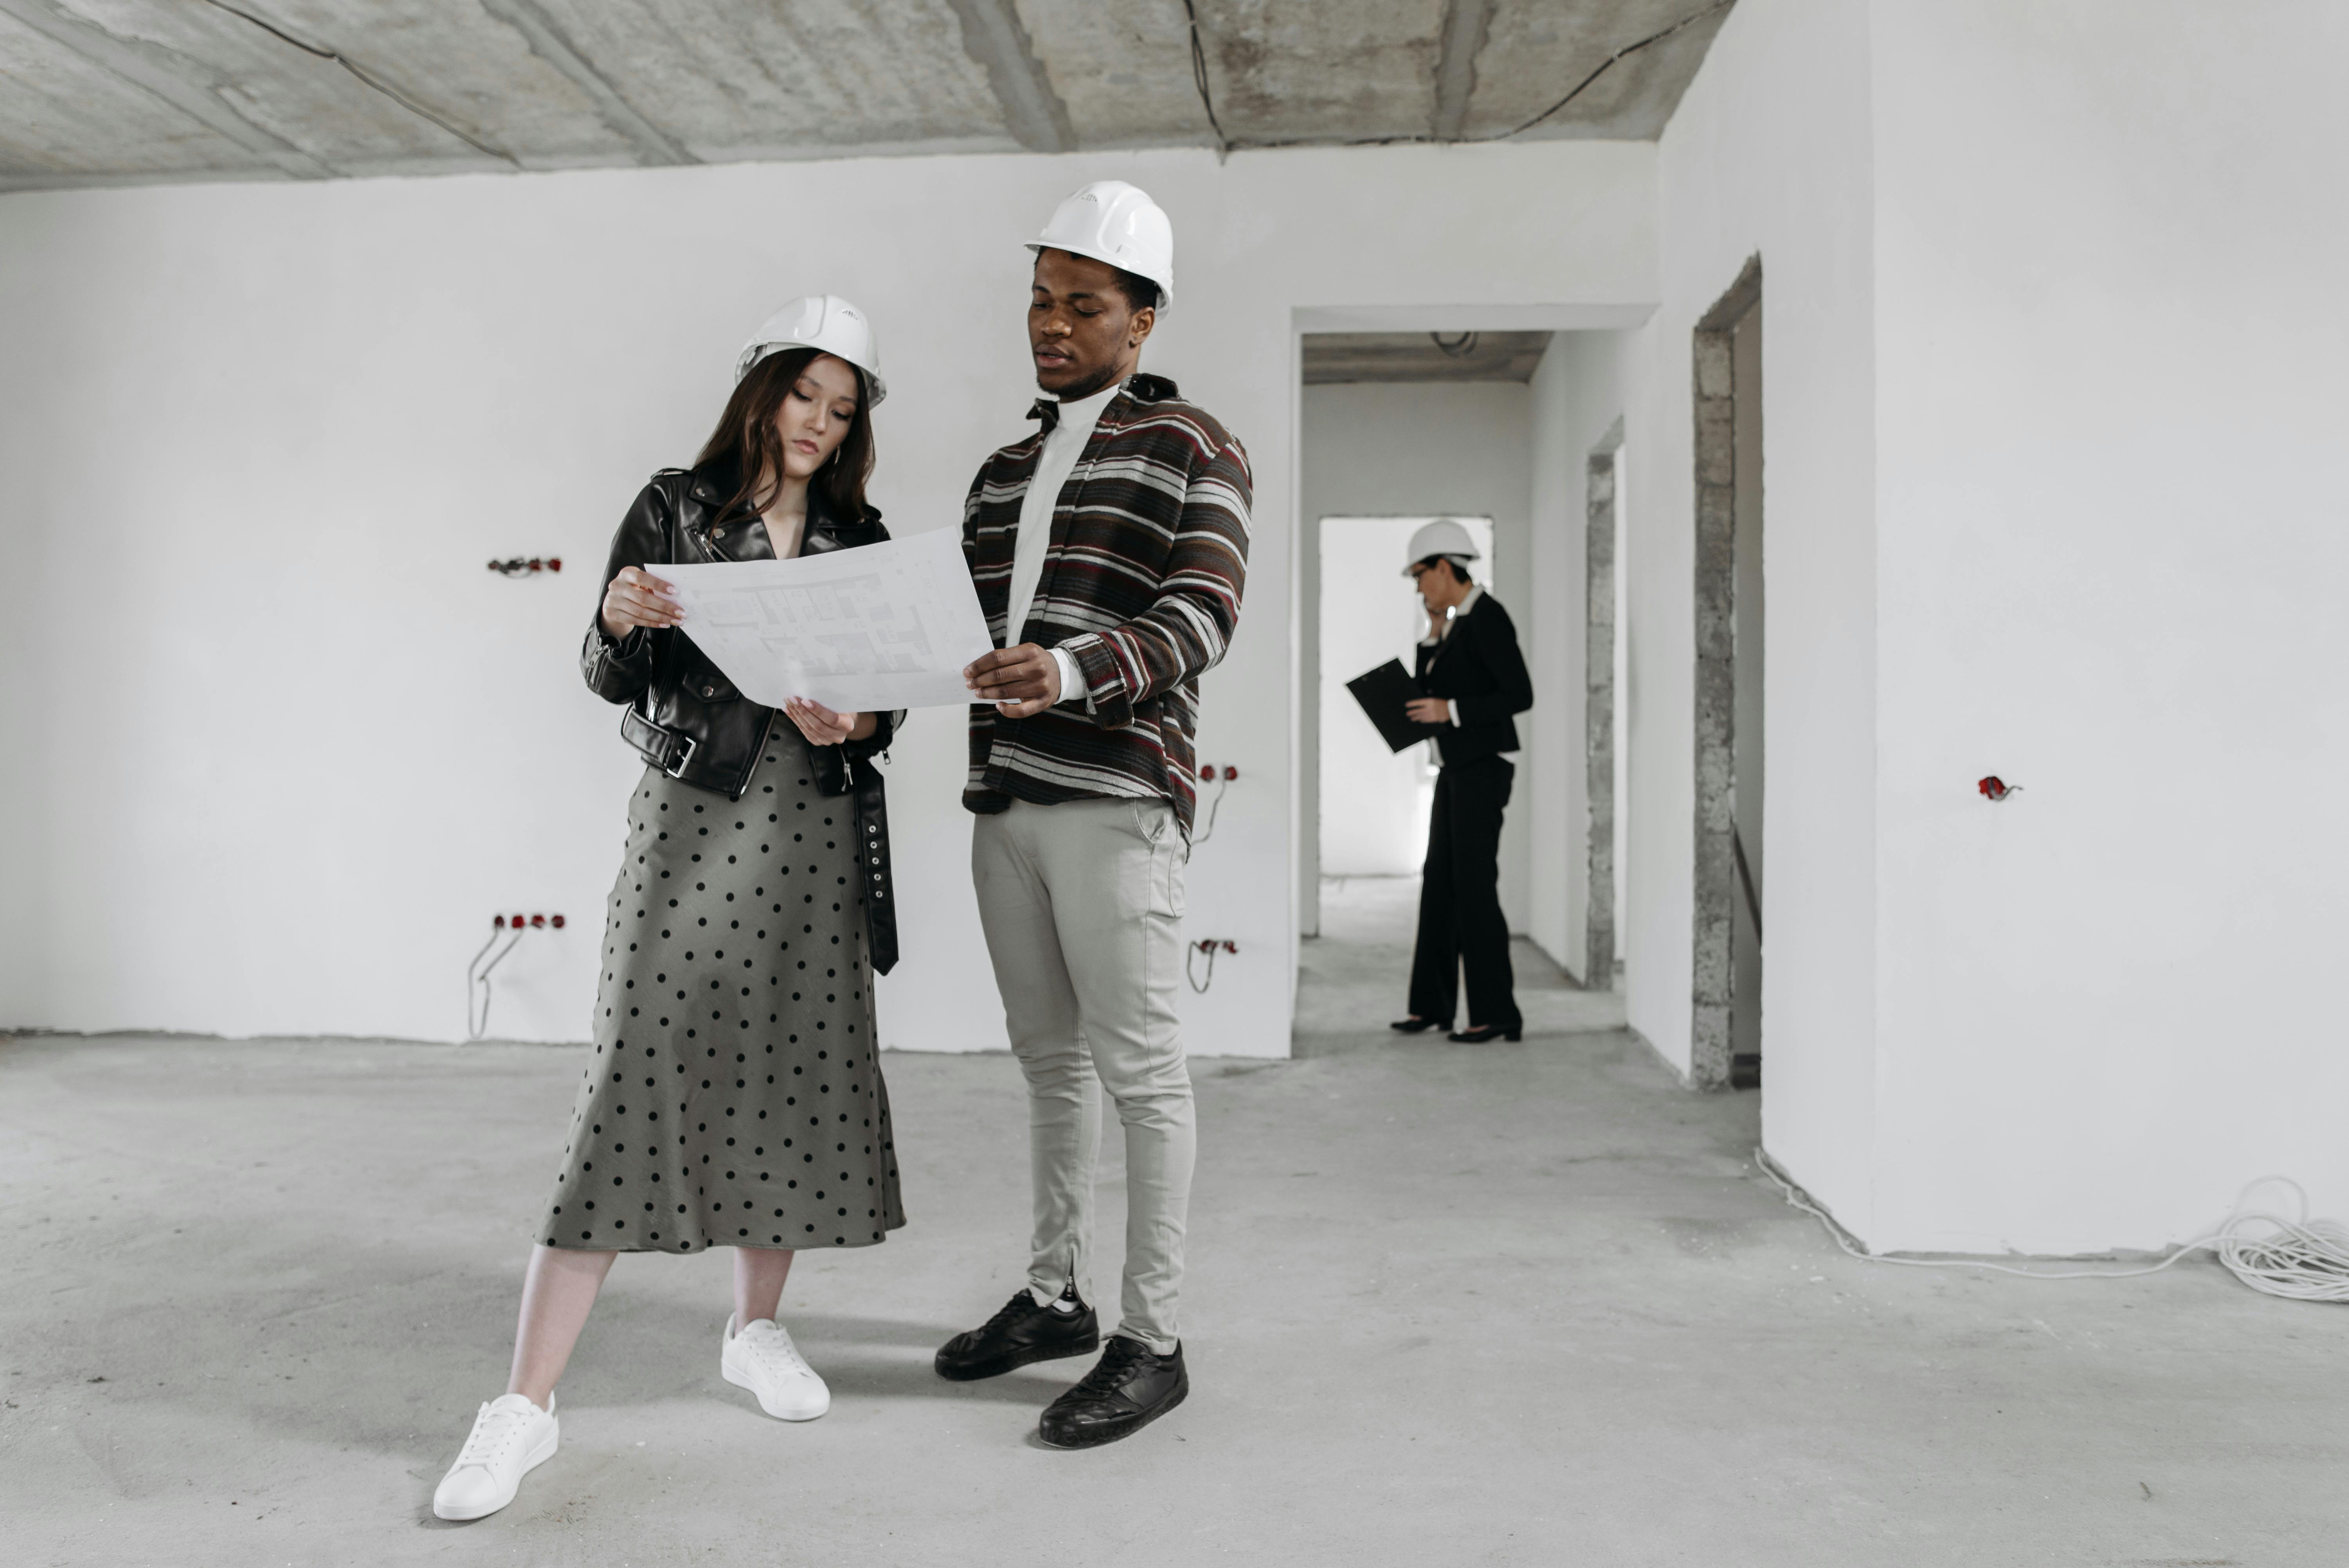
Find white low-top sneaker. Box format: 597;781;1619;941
721;1313;830;1421
431;1392;558;1521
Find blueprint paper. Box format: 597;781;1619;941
649;527;990;711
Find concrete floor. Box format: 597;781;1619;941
5;894;2347;1564
1298;875;1627;1044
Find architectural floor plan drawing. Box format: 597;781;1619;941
652;526;992;711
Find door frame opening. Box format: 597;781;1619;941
1689;254;1763;1091
1583;417;1625;993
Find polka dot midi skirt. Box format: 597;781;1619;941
542;721;905;1253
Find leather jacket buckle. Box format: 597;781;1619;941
660;730;698;779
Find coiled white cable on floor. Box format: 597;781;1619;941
1757;1150;2349;1302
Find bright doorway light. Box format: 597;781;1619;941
1318;515;1495;879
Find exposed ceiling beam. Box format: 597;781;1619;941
0;0;334;178
1431;0;1496;143
944;0;1075;155
474;0;694;167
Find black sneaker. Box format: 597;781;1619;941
933;1285;1100;1382
1037;1335;1188;1449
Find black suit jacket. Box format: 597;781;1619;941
1414;591;1533;767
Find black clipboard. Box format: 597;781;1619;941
1345;658;1445;753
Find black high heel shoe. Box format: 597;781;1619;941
1448;1023;1522;1043
1389;1016;1447;1033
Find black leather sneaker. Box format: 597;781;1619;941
1037;1335;1188;1449
933;1286;1100;1382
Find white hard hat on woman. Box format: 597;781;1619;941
1028;180;1175;313
737;293;887;405
1402;517;1481;576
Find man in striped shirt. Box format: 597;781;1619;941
931;182;1251;1450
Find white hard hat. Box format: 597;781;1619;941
1028;180;1175;314
736;294;886;406
1403;518;1481;575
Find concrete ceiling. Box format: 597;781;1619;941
0;0;1732;192
1303;330;1553;384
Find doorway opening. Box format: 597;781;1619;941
1584;418;1625;995
1308;515;1494;1022
1290;327;1627;1050
1690;256;1764;1092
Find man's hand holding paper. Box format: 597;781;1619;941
964;643;1064;718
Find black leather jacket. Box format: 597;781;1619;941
581;464;902;972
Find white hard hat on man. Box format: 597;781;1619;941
1403;518;1481;576
737;293;888;405
1028;180;1175;313
730;184;1171;411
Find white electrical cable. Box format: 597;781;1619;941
465;927;525;1042
1186;940;1234;995
1757;1149;2349;1302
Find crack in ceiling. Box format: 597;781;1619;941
0;0;1736;191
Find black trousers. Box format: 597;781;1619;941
1407;756;1519;1029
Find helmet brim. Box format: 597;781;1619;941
734;342;887;407
1024;242;1173;314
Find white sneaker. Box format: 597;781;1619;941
721;1313;830;1421
431;1392;558;1521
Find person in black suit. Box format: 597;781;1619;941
1391;520;1534;1044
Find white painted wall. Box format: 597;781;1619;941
0;139;1655;1056
1556;0;2349;1252
1864;1;2349;1251
1297;383;1533;936
1525;332;1648;982
1603;0;1884;1230
1525;344;1582;971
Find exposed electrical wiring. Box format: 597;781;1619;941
1731;821;1761;939
195;0;519;166
465;922;523;1042
1492;0;1737;142
467;913;564;1042
1178;0;1736;153
1186;938;1237;994
1431;330;1481;359
1177;0;1231;159
1190;765;1236;844
1758;1148;2349;1302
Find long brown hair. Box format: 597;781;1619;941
693;347;877;520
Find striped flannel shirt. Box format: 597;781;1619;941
961;372;1252;835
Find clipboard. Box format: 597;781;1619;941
1345;658;1445;753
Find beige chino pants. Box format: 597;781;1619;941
971;796;1195;1352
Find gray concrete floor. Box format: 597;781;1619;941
5;895;2346;1564
1298;876;1627;1044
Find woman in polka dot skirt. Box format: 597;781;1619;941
435;298;907;1523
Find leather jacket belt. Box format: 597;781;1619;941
620;708;697;778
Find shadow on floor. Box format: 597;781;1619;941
1296;875;1627;1050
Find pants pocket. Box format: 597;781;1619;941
1128;801;1186;919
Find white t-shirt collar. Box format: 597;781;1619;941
1048;380;1121;439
